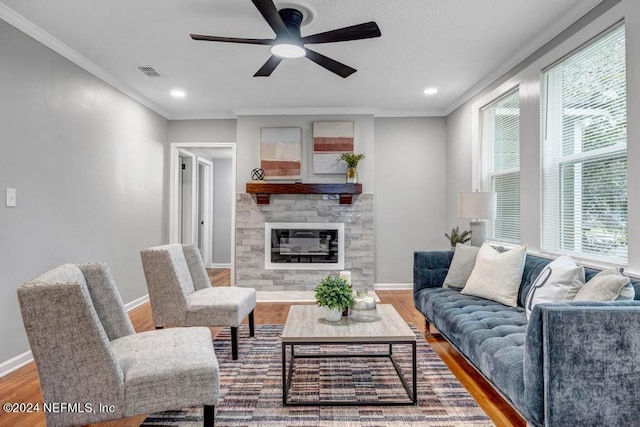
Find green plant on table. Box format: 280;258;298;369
338;152;366;168
445;226;471;247
314;276;354;310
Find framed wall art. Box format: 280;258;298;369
260;127;302;180
312;121;354;174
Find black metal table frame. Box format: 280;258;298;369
281;340;417;406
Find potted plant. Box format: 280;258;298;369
338;153;366;183
445;226;471;250
314;276;354;321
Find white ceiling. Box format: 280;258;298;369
0;0;600;119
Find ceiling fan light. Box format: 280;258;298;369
271;43;306;59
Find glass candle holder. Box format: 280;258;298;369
350;289;377;322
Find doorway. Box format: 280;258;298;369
170;143;236;284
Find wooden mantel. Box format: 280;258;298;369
246;182;362;205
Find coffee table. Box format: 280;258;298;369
281;304;417;406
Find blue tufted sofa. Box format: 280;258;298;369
413;251;640;427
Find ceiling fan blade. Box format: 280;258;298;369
254;55;283;77
251;0;290;37
304;48;357;78
301;22;381;44
190;34;274;45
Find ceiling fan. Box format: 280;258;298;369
190;0;381;78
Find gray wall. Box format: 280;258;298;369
374;117;447;283
167;119;237;143
0;20;168;364
212;158;232;264
444;0;640;274
445;103;474;233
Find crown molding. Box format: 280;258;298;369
173;108;446;120
0;4;171;119
233;107;378;117
168;111;239;121
443;0;606;116
375;109;445;118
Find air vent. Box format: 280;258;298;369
137;66;164;78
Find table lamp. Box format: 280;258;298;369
458;191;497;247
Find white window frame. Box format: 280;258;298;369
541;22;627;265
480;88;521;244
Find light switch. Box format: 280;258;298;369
6;188;16;207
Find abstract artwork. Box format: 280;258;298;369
312;121;354;174
260;127;302;180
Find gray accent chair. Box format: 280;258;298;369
17;262;219;427
140;243;256;360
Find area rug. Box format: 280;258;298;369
142;324;492;426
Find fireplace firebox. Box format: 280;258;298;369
265;222;345;270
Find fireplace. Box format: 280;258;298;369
236;193;373;291
265;222;345;270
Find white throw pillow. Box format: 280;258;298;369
573;267;634;302
461;243;527;307
524;256;585;318
443;244;480;289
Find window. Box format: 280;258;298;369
481;89;520;243
542;23;626;264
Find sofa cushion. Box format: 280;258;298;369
443;244;479;289
415;287;529;419
524;256;585;318
462;243;527;307
413;251;454;292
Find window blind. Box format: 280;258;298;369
542;23;627;264
481;89;520;243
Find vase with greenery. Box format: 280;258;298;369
314;275;354;321
338;153;366;184
445;226;471;250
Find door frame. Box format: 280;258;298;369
169;142;237;285
196;157;213;266
176;149;197;245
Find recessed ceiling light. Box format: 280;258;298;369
171;89;186;98
423;87;438;95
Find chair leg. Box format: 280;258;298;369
203;404;214;427
248;310;255;337
231;327;238;360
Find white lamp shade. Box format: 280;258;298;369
458;192;497;220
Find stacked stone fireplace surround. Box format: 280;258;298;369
236;193;374;291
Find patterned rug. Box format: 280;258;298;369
142;324;492;426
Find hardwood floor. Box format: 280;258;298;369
0;276;525;426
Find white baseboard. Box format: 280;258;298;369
0;350;33;378
208;263;232;269
374;283;413;290
125;294;149;311
1;294;150;378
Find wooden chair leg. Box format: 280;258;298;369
203;404;214;427
248;310;255;337
231;327;238;360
